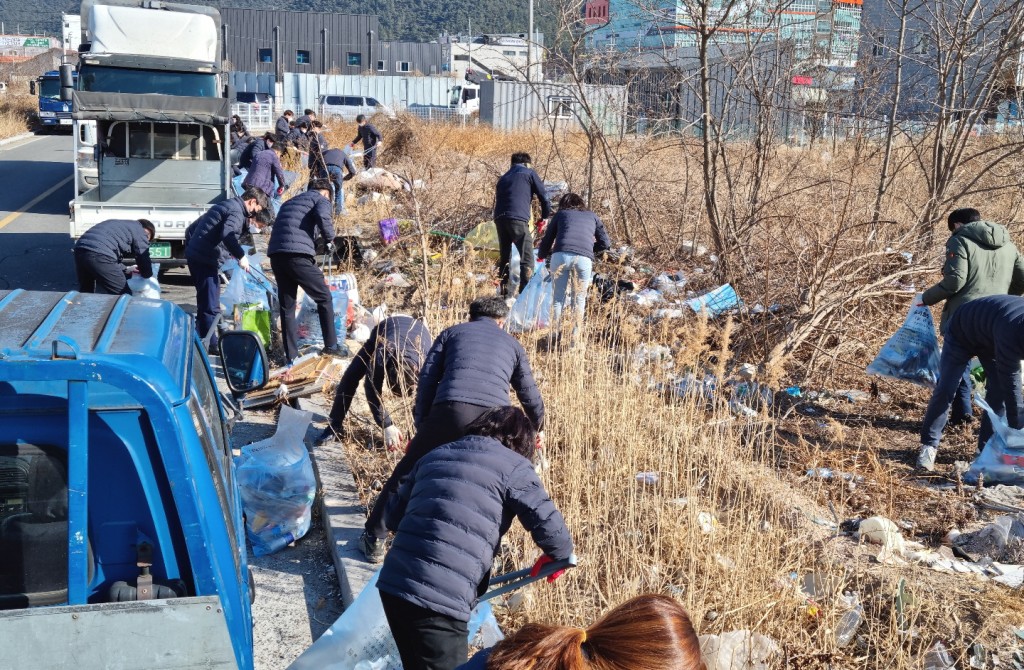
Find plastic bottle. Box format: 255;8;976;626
835;605;863;647
922;642;955;670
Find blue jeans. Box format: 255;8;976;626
550;252;593;334
326;164;347;215
920;332;988;449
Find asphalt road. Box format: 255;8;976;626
0;133;340;669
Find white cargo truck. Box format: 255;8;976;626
66;0;231;266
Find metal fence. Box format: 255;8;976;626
230;103;275;132
405;107;473;125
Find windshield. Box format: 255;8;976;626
79;64;217;97
38;78;60;99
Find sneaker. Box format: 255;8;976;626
321;344;349;357
916;445;938;472
315;426;341;446
358;531;386;563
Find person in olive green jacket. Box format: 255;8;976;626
916;207;1024;471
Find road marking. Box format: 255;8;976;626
0;174;74;231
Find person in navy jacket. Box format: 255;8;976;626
184;189;268;346
358;296;545;562
267;180;343;361
378;406;573;670
74;218;155;295
538;193;612;343
493;153;552;295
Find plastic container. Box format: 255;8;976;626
835;601;863;647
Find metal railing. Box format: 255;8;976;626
230;103;275;133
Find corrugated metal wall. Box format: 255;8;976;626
281;73;455;112
230;71;276;95
480;80;627;135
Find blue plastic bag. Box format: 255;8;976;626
686;283;740;317
964;396;1024;486
866;295;940;388
507;262;552;333
235;406;316;556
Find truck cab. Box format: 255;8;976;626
449;82;480;116
0;290;268;669
30;70;76;132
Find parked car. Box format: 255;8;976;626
317;94;395;121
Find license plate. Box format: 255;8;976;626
149;242;172;259
59;119;72;125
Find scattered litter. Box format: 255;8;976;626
378;218;400;244
652;308;686;320
686;284;740;317
736;363;758;380
952;514;1024;563
715;555;736;570
381;271;412;288
680;240;708;256
858;516;907;561
246;356;343;409
806;468;865;484
354;167;406;191
235;405;316;556
653;272;687;295
975;485;1024;514
835;593;864;647
865;295;940;388
506;263;553;333
632;288;665;307
697;511;718;534
669;497;689;508
699;630;780;670
922;641;955;670
356;192;391;206
636;472;660;486
784;386;802;397
836;389;870;403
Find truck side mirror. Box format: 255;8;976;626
29;80;36;95
60;64;75;101
224;83;235;100
219;331;270;394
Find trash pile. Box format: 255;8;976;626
235;405;317;556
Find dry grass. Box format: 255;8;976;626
0;94;34;140
320;115;1024;666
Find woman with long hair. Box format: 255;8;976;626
537;193;612;343
456;594;704;670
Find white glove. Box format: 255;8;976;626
383;425;402;450
238;255;251;273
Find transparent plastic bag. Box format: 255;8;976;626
235;406;316;556
127;274;161;300
866;295;940;388
964;396;1024;486
289;570;502;670
507;263;552;333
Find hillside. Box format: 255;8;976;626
0;0;557;45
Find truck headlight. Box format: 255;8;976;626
39;111;56;118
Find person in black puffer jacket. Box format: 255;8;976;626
538;192;612;344
267;180;343;362
378;406;573;670
358;295;546;562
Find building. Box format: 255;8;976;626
220;9;443;78
856;0;1024;120
584;0;862;68
62;14;81;53
439;33;545;82
0;35;60;63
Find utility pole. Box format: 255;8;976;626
527;0;533;82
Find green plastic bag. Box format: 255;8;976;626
237;302;271;347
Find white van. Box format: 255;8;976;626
318;94;395;121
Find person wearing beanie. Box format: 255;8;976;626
917;207;1024;470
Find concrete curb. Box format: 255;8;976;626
0;132;37;148
299;396;378;608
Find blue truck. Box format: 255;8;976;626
0;289;269;669
30;70;76;132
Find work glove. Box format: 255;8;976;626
276;187;285;196
383;425;402;451
536;430;545;451
529;555;566;583
535;219;547;237
238;255;251;273
326;241;336;253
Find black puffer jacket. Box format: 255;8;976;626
238;138;268;171
267;190;334;257
493;164;552;223
378;435;573;622
184;198;247;268
75;219;153;278
413;317;545;429
538;208;612;261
